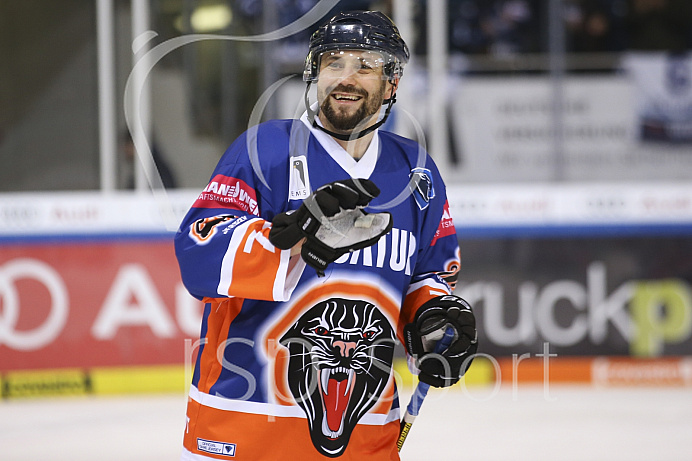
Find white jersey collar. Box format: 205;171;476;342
300;110;379;179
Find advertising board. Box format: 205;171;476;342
1;184;691;393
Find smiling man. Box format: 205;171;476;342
317;50;390;132
175;10;477;461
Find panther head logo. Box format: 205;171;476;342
279;298;395;457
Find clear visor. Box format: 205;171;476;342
317;50;396;80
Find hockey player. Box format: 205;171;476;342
175;10;477;460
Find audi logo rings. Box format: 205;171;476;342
0;258;69;350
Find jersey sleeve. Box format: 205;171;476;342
397;180;460;342
174;126;304;303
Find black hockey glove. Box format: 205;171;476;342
268;179;393;276
403;295;478;388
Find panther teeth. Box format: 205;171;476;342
321;368;330;396
346;368;354;396
320;367;355;396
322;414;344;439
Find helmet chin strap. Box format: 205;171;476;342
304;81;398;142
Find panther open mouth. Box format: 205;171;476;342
319;367;356;439
279;298;395;457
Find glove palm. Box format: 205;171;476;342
269;179;392;276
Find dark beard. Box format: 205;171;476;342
320;83;385;131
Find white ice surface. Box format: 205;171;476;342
1;385;691;460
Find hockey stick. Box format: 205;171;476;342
397;326;456;452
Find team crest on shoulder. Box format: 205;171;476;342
409;167;435;210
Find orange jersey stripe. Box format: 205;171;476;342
217;219;294;301
183;396;401;460
196;298;243;394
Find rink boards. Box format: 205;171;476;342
1;185;691;397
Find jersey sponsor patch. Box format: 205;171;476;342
289;155;311;201
431;200;455;245
193;174;259;215
409;167;435;210
197;438;236;457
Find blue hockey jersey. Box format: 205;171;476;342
175;114;460;460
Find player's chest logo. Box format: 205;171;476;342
289;155;311;201
279;298;395;457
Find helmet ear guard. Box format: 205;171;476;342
383;61;403;81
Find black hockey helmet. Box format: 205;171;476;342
303;10;410;82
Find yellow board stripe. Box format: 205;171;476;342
0;356;491;399
4;356;688;399
1;365;187;399
1;358;493;400
90;365;187;395
1;368;91;398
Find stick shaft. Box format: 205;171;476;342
397;418;414;451
397;326;455;451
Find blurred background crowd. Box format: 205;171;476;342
2;0;691;192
